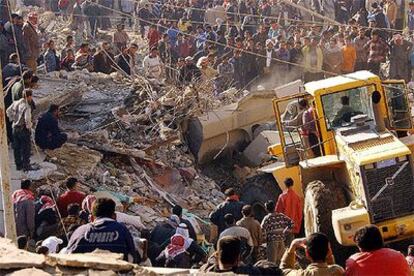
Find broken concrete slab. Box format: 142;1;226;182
242;130;280;167
0;238;45;269
6;268;52;276
33;78;84;116
45;143;103;177
46;250;134;272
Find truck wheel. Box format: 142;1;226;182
240;174;282;222
304;180;355;266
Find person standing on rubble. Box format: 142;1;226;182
11;70;33;101
116;43;138;76
93;41;114;74
65;198;139;262
113;24;129;52
35;104;68;150
44;39;60;73
7;15;28;66
6;89;34;171
22;12;40;73
11;180;35;239
143;47;163;81
210;188;245;236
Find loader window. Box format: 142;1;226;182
383;83;412;130
321;86;375;130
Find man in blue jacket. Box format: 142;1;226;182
35;104;67;150
65;198;138;262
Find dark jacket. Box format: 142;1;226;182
93;50;114;74
2;63;21;85
66;217;138;262
35;111;67;150
35;207;58;240
116;54;131;75
209;199;245;234
150;222;176;246
179;63;201;83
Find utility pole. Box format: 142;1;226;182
0;61;17;242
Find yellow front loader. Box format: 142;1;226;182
267;71;414;262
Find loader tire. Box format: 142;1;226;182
240;174;282;222
304;180;355;266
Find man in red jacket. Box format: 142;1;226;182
275;178;303;243
346;225;410;276
57;177;86;217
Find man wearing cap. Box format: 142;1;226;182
22;12;40;73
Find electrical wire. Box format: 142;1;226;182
136;0;406;34
85;0;412;92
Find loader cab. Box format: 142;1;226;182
272;71;414;167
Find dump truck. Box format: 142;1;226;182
258;71;414;262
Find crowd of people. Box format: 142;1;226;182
3;0;414;274
1;0;414;93
10;176;414;275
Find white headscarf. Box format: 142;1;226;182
176;223;193;249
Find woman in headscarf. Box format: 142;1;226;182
156;223;206;268
35;195;59;240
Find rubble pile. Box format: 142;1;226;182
31;74;255;231
17;8;252;235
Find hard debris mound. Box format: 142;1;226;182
30;72;255;233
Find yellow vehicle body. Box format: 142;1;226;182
268;71;414;247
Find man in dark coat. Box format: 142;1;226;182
209;188;245;234
35;104;67;150
93;41;114;74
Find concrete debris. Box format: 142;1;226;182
26;162;59;180
0;238;45;269
6;268;52;276
45;143;103;177
46;250;135;271
242;130;280;167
